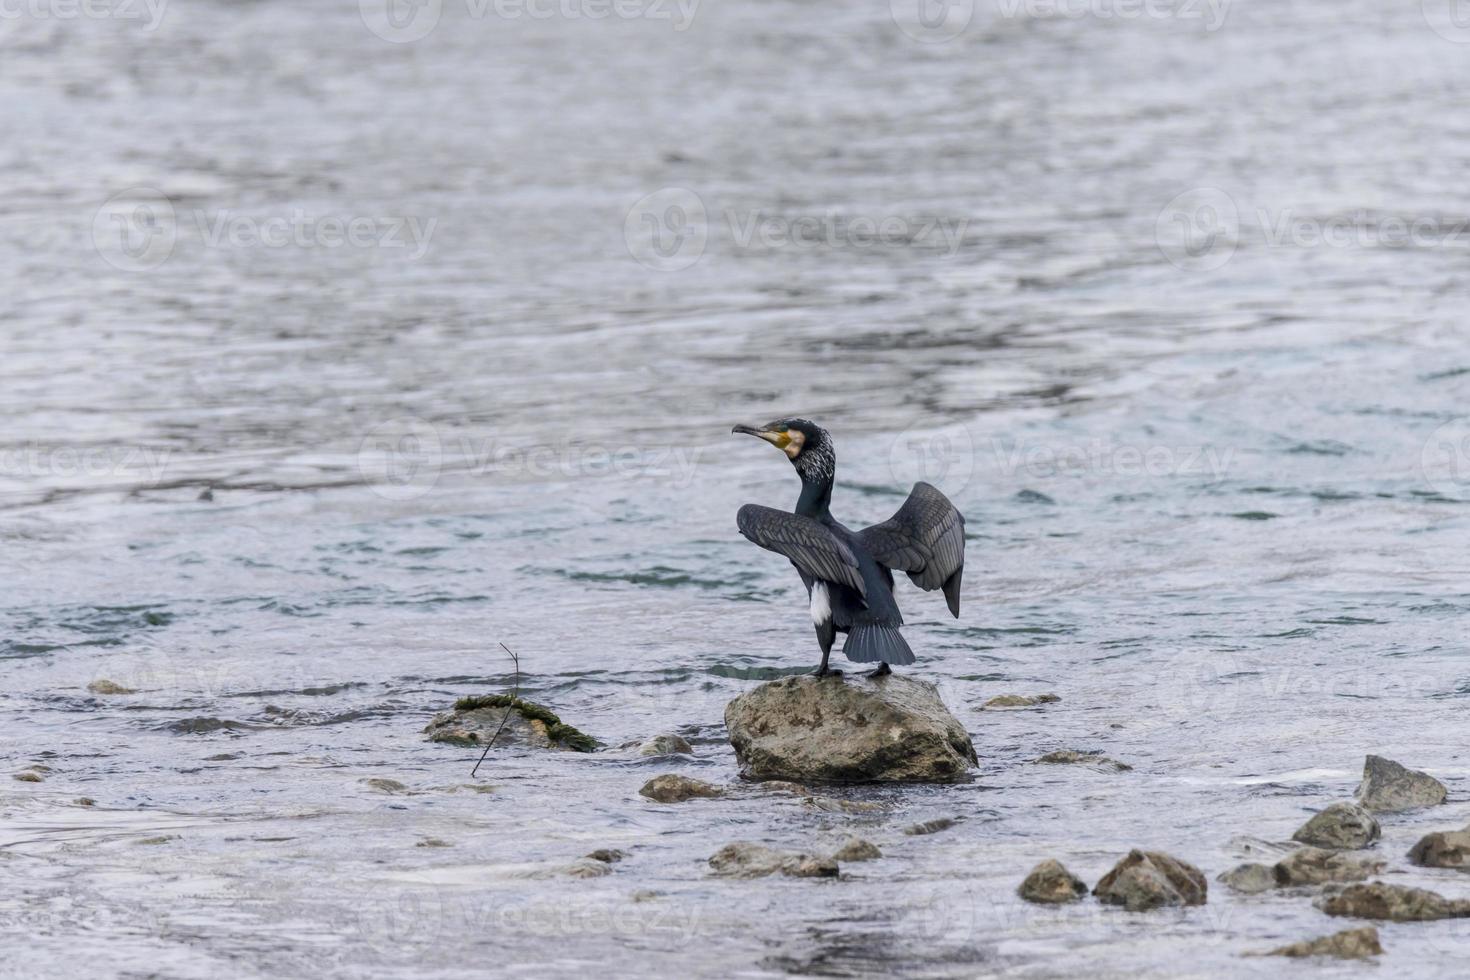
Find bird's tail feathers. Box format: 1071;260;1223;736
842;623;915;665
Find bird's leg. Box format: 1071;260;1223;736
866;663;891;679
814;646;842;678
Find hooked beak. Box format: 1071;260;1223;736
732;423;791;450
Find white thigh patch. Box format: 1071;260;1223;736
809;581;831;625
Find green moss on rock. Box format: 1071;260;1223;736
450;695;599;752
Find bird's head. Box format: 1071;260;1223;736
732;418;835;482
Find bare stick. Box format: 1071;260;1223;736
470;642;520;778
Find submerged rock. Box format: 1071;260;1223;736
1355;755;1447;813
1292;802;1381;850
87;679;136;695
1093;850;1207;911
1218;864;1276;895
708;842;838;879
903;818;957;836
13;772;43;783
1318;882;1470;922
981;693;1060;710
832;837;881;862
424;695;599;753
1409;828;1470;869
724;674;976;783
1273;847;1385;887
563;858;614;879
638;774;723;803
804;796;886;814
1035;749;1131;772
638;734;694;757
1018;860;1088;905
1257;926;1383;960
586;849;626;864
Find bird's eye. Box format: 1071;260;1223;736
776;424;788;432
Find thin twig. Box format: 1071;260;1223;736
471;642;520;778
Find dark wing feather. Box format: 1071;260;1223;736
736;504;867;598
858;482;966;616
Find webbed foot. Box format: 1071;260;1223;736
866;663;892;679
814;667;844;678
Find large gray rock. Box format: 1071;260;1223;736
1292;802;1381;850
1319;882;1470;922
1257;927;1383;960
1355;755;1447;813
1093;850;1207;911
1408;827;1470;869
724;675;977;783
1273;847;1385;887
1018;860;1088;904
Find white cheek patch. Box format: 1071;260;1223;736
809;581;831;625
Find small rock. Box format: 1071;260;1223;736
416;838;452;848
1093;850;1207;911
708;842;838;879
586;849;626;864
759;780;808;795
1355;755;1447;813
1318;881;1470;922
1409;828;1470;869
1218;863;1276;895
74;798;95;807
1018;860;1088;904
1035;749;1131;772
638;734;694;757
981;693;1061;710
87;679;137;695
424;695;599;752
903;818;957;836
136;836;177;846
631;890;661;902
1292;802;1381;850
1273;847;1385;887
832;837;882;862
563;858;613;878
725;674;976;783
1258;926;1383;960
13;772;43;783
803;796;886;814
638;774;723;804
363;778;410;794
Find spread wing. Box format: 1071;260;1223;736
736;504;867;598
858;482;966;617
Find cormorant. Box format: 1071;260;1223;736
732;419;966;678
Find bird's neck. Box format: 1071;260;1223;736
795;473;833;521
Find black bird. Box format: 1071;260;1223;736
732;419;966;677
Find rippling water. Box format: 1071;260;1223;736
5;0;1470;976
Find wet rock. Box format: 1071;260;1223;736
1035;749;1131;772
981;693;1060;710
362;778;410;794
832;837;881;862
13;772;43;783
1018;860;1088;904
1292;802;1381;850
1273;847;1385;887
1409;828;1470;869
87;679;136;695
136;836;177;845
638;774;724;803
903;818;957;836
563;858;613;878
416;838;452;848
725;674;976;783
638;734;693;757
1093;850;1207;911
1318;882;1470;922
803;796;886;814
74;797;95;807
1218;863;1276;895
586;848;626;864
759;780;808;795
423;695;599;753
1258;926;1383;960
1355;755;1447;813
708;842;838;879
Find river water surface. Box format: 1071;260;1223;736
4;0;1470;976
